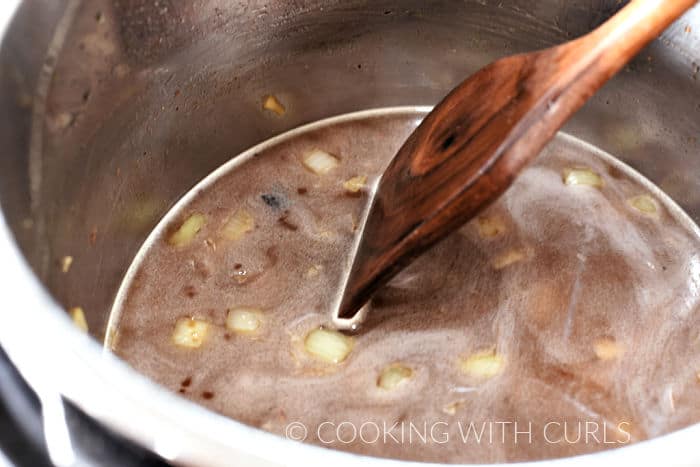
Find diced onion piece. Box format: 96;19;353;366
377;364;413;390
492;248;526;270
594;338;623;361
562;167;603;188
442;400;466;415
627;194;658;216
226;308;263;335
476;216;506;238
343;175;367;193
316;230;336;240
172;317;210;348
120;198;162;232
168;214;205;247
69;307;88;333
52;112;74;130
306;265;322;278
60;256;73;273
459;349;505;379
302;150;339;175
221;209;255;241
263;95;286;116
304;328;354;364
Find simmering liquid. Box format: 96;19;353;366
107;108;700;463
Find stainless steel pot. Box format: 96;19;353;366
0;0;699;465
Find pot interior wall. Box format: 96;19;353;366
0;0;699;338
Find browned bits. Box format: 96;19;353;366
278;212;299;231
193;260;211;279
202;391;215;400
182;285;197;298
180;376;192;388
265;246;279;266
89;227;98;246
297;187;308;195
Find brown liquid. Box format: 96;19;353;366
107;108;700;463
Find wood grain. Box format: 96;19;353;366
335;0;697;322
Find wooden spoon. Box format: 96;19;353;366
333;0;697;327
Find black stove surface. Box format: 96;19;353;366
0;347;168;467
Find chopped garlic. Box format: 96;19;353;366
262;95;286;116
343;175;367;193
172;318;210;348
377;364;413;390
594;338;623;361
304;328;353;364
442;400;466;415
302;150;339;175
562;167;603;188
459;349;505;379
492;248;526;270
69;307;88;333
221;209;254;241
168;214;205;247
627;194;658;217
226;308;263;335
476;216;506;238
60;256;73;273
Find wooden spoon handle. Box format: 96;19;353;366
335;0;697;322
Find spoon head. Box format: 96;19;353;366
333;51;555;323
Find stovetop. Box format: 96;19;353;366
0;347;167;467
